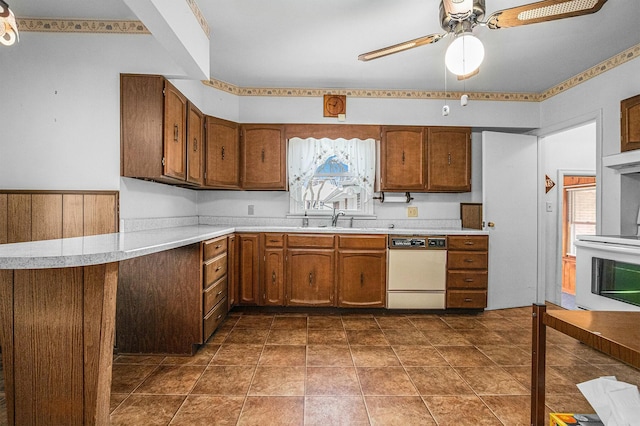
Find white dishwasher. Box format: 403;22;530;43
387;236;447;309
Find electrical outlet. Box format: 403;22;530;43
546;202;553;212
407;206;418;217
248;204;255;215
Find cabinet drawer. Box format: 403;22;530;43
264;233;285;247
447;271;488;289
203;237;227;261
204;253;227;287
447;290;487;308
448;235;488;251
338;235;387;249
204;298;228;341
448;251;488;270
204;276;227;313
287;234;334;248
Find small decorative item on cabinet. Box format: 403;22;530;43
446;235;488;309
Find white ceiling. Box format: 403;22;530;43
14;0;640;93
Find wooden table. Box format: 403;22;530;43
530;304;640;426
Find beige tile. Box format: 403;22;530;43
307;329;348;345
191;365;254;395
346;329;389;346
392;345;448;367
169;395;244;425
481;395;531;426
304;396;369;425
111;364;157;394
234;314;274;329
306;367;361;395
436;346;496;366
458;329;511;345
272;316;308;329
109;394;185;426
224;328;269;344
441;317;488;330
258;345;306;366
476;345;531;366
374;316;417;330
366;396;436;426
342;316;380;330
134;365;205;395
423;395;502;426
350;346;401;367
423;330;472;346
405;366;474;396
408;317;452;331
266;328;307;345
308;315;344;330
307;344;353;367
162;344;220;365
382;329;430;345
357;367;418;396
238;396;304;425
248;366;305;396
210;344;264;366
454;366;529;395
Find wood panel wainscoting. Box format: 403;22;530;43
0;190;119;425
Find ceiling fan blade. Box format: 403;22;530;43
486;0;608;29
358;33;445;61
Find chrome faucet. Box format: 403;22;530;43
331;207;345;227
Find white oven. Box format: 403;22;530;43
575;235;640;311
387;236;447;309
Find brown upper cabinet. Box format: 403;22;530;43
187;102;205;185
205;116;240;188
240;124;287;190
380;126;426;191
379;126;471;192
621;93;640;152
121;74;202;186
426;127;471;192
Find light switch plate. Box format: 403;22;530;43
407;206;418;217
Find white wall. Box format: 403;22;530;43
539;57;640;235
540;122;596;304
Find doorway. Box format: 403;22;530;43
561;175;596;309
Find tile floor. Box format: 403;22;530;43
2;305;640;425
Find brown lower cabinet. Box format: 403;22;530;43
237;233;387;308
446;235;489;309
117;236;230;355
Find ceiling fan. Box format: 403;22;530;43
358;0;608;78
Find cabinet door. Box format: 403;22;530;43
337;250;386;308
163;81;188;180
263;248;285;305
239;234;260;305
426;127;471;192
227;234;238;308
621;93;640;152
241;124;286;189
286;249;334;306
205;116;240;188
380;126;426;191
186;102;204;185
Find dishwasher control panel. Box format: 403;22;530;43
389;236;446;249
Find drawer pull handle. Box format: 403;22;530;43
272;271;276;284
360;272;364;286
215;266;222;271
269;239;279;243
193;137;198;151
464;241;475;245
309;272;313;286
464;259;474;263
215;244;222;249
464;278;474;282
174;124;179;141
216;290;223;296
402;150;405;164
221;146;225;160
464;298;473;302
261;148;265;162
216;314;223;320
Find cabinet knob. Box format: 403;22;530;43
272;271;276;284
193;138;198;151
174;124;179;141
309;272;313;286
488;222;495;228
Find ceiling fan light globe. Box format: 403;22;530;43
445;33;484;76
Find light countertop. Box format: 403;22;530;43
0;225;487;269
